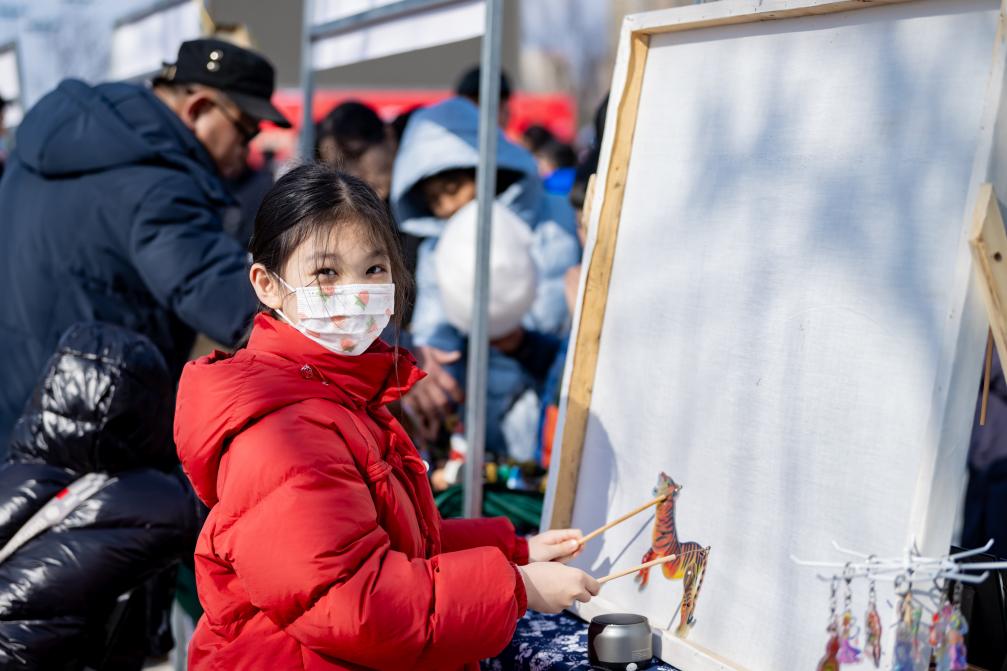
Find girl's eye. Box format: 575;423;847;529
367;265;388;275
316;267;338;277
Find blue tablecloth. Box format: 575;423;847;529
483;610;680;671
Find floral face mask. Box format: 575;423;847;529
275;278;395;356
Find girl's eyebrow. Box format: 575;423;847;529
308;250;386;264
308;252;340;264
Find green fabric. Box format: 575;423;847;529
435;484;544;534
175;562;203;621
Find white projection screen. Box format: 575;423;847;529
543;1;1007;669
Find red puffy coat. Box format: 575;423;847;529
175;314;529;670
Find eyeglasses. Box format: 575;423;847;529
213;99;260;145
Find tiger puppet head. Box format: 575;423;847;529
653;471;683;500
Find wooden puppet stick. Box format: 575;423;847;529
577;494;667;547
981;327;994;426
599;553;678;585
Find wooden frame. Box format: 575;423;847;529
970;183;1007;373
542;0;1007;668
548;28;649;530
547;0;1002;535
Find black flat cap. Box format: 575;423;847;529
159;38;291;128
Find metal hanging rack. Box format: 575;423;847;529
791;538;1007;585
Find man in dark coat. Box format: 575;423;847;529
0;322;200;669
0;39;290;449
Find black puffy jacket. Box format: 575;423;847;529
0;323;200;670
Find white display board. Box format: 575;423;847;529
310;0;484;70
110;0;201;82
544;0;1007;669
0;44;22;127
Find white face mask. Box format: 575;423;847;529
274;278;395;356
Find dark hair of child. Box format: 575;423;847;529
417;167;523;205
391;106;420;145
248;162;411;329
315;101;387;162
538;139;577;170
522;124;554;154
568;158;598;214
455;66;513;103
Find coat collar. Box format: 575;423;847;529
246;313;424;407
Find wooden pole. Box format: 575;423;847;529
599;553;678;585
577;494;667;547
981;327;994;426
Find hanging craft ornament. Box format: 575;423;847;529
892;575;915;671
938;582;969;671
816;576;841;671
789;542;1004;671
932;583;953;671
910;592;931;671
863;566;882;668
837;564;863;664
900;569;935;671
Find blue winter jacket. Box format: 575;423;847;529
390;97;580;456
0;80;257;449
392;97;581;345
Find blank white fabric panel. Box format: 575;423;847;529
565;1;1002;668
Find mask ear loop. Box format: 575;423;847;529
266;271;296;322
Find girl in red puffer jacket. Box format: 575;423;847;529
174;163;598;671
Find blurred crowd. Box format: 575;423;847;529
0;37;606;669
285;65;605;488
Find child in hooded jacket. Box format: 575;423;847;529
174;163;598;671
391;97;581;455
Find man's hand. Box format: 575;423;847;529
490;327;525;355
402;345;464;440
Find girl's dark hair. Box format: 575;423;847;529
248;162;411;328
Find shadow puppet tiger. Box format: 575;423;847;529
636;472;711;637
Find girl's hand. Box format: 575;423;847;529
528;528;583;563
518;562;600;614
